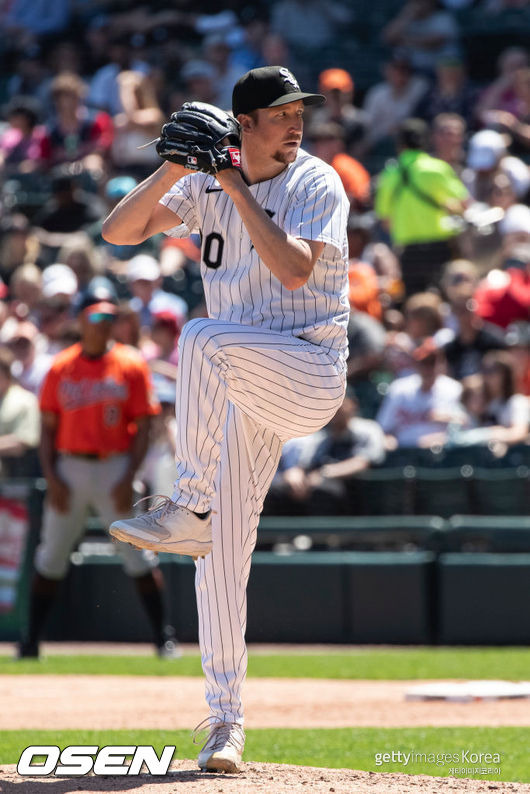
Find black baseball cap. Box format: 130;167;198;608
232;66;325;117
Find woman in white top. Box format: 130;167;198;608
111;72;164;179
482;350;529;446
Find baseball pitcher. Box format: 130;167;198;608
103;66;350;772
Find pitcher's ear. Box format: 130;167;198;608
238;113;255;133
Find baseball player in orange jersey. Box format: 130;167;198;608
103;66;350;772
17;282;179;659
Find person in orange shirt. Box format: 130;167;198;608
309;121;371;210
348;261;382;320
17;282;179;660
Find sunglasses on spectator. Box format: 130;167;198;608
448;273;472;285
88;312;116;324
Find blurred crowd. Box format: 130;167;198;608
0;0;529;514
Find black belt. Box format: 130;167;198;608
61;452;123;461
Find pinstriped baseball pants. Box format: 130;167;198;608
172;318;346;723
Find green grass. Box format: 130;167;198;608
0;728;528;783
1;647;530;680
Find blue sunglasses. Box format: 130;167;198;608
88;312;116;324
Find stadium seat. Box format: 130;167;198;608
257;514;445;551
470;467;530;515
353;467;416;514
444;515;530;553
413;467;474;517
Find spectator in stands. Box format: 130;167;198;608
362;57;428;153
405;291;447;345
87;33;150;117
481;350;529;446
261;32;292;73
498;203;530;259
488;172;519;213
462;129;530;204
40;72;114;175
311;69;368;156
308;122;370;210
203;33;244;111
37;264;78;355
377;338;462;449
459;374;487;431
505;322;530;396
57;236;102;299
476;47;529;120
474;239;530;330
41;264;78;305
347;261;382;321
3;0;70;41
229;17;268;73
32;170;105;239
440;258;480;330
111;71;164;180
4;320;52;395
382;0;460;75
346;310;387;383
441;297;507;380
375;118;468;295
270;0;354;53
0;97;45;176
0;346;40;477
482;68;530;156
8;263;43;323
127;255;187;330
347;214;404;307
431;113;466;173
415;57;477;127
383;292;447;380
0;215;42;286
148;311;181;364
266;389;385;515
4;46;49;103
419;372;489;448
180;60;218;106
88;176;157;264
111;302;141;350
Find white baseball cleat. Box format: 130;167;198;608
110;495;212;558
194;718;245;773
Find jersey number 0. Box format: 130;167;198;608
203;232;224;269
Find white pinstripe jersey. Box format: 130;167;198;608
160;148;350;362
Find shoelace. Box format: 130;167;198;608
192;717;245;754
133;494;179;520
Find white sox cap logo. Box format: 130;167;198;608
279;67;300;91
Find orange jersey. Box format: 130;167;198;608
40;343;160;454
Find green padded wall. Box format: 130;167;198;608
438;553;530;644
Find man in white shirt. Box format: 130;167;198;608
362;57;428;151
377;337;462;448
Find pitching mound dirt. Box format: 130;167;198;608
2;675;529;730
1;761;529;794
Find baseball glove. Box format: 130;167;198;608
156;102;241;174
